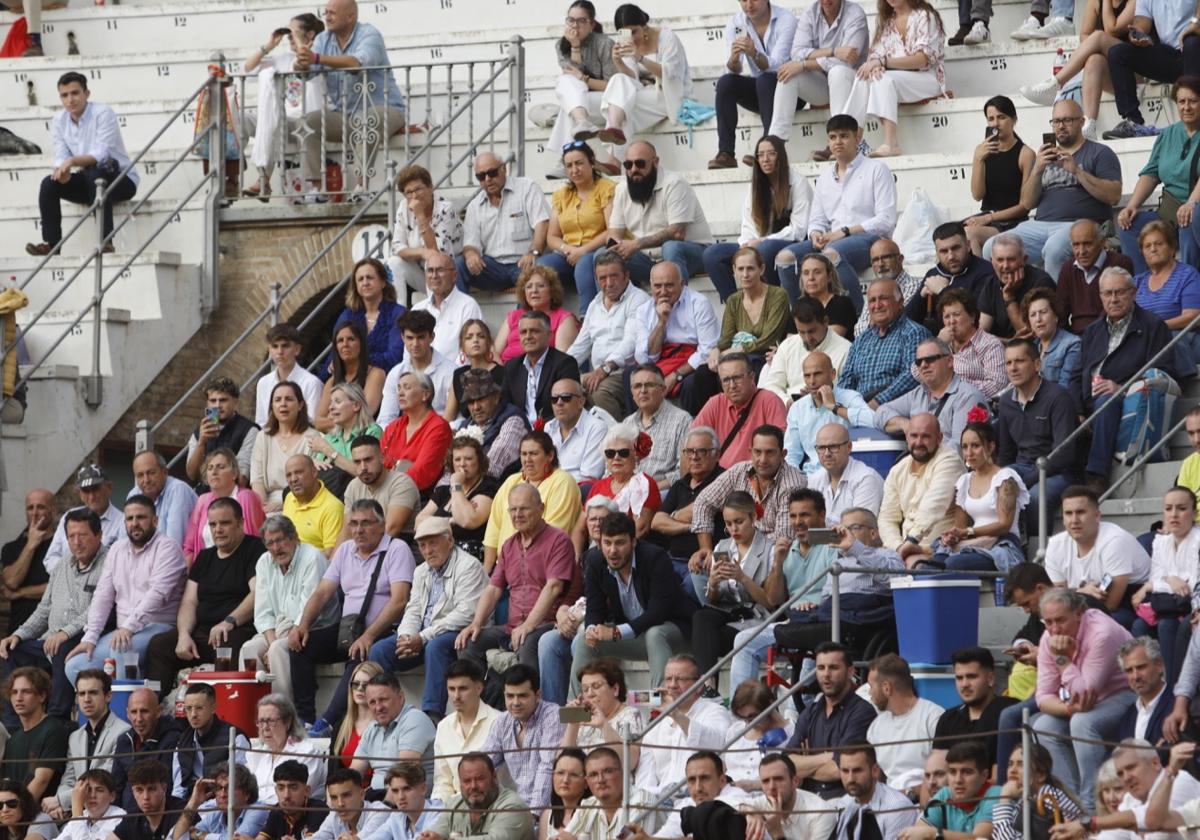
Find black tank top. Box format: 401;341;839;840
982;137;1026;216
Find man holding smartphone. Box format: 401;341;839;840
1105;1;1200;139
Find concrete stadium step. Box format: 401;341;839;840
0;251;189;318
1105;459;1185;500
1100;495;1163;536
0;152;208;210
0;201;207;263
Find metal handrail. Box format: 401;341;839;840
1035;309;1200;557
1100;410;1190;502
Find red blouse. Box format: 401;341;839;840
380;410;453;493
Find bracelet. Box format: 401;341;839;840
312;52;321;65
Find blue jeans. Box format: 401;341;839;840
537;629;574;707
929;536;1025;573
1117;209;1200;274
1011;462;1074;538
0;634;82;730
64;623;172;686
1085;394;1122;477
454;254;522;292
621;242;708;288
534;251;599;316
730;623;777;688
1031;689;1135;810
1132;614;1186;684
983;221;1074;280
996;695;1038;781
776;235;872;311
702;239;795;302
368;632;458;715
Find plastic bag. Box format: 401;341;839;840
893;187;945;264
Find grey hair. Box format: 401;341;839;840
586;495;621;514
990;233;1026;256
869;278;904;301
593;251;627;273
1117;636;1163;664
603;422;640;451
260;514;299;541
686;426;719;449
257;693;304;740
400;370;435;405
1112;737;1159;764
918;337;954;356
1097;759;1120;789
1099;266;1135;290
135;450;168;469
1039;587;1088;613
349;498;386;523
841;507;878;528
510;482;544;507
518;309;552;329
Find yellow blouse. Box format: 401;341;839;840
482;468;583;550
551;178;616;246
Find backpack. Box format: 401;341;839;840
1115;368;1180;464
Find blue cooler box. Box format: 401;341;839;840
850;430;908;478
890;575;981;664
79;679;155;725
911;666;960;709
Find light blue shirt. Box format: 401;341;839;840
783;542;837;605
546;408;608;482
192;802;268;840
607;557;644;639
523;350;548;425
726;3;798;75
361;803;442;840
312;22;405;112
128;476;198;549
356;703;437;786
820;540;905;598
52;101;139;185
783;387;875;473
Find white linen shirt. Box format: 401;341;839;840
1044;521;1151;589
412;287;484;364
610;168;713;251
255;365;323;426
546;408;609;482
431;703;505;803
462;176;550;264
740;790;838;840
379;349;457;423
739;166;812;244
759;328;853;406
633;287;721;370
1148;527;1200;592
253;542;339;634
641;698;731;798
726;4;798;75
809;153;897;238
809;457;886;522
568;282;652;369
53;102;139;185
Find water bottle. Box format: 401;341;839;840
1052;48;1066;75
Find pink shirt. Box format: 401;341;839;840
693;387;788;470
499;308;577;362
1036;608;1133;705
182;488;266;561
83;531;188;644
490;523;582;632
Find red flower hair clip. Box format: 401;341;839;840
966;405;990;425
635;431;653;460
533;417;546;432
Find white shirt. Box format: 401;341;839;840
545;408;609;482
1149;527;1200;592
657;786;750;838
867;697;944;793
1135;684;1167;742
462;176;550;264
740;790;838;840
412;287;484;364
759;328;853;406
641;698;731;798
568;282;652;369
610;168;713;249
255;365;324;426
633;287;721;371
726;4;798;75
57;806;126;840
809;153;897;238
246;737;328;803
378;349;456;424
565;790;660;839
833;782;920;839
739;166;812;244
44;502;123;574
1044;521;1152;589
432;703;505;803
53;102;139;185
810;457;886;523
1124;769;1200;840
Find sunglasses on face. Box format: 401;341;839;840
604;448;632;459
474;167;502;181
623;158;651;171
549;393;580;403
915;353;947;366
0;801;20;811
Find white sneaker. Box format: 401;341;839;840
1020;77;1060;106
964;20;990;44
1031;16;1075;38
302;189;327;205
1011;15;1042;39
1082;117;1097;140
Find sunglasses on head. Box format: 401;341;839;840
623;158;651;171
604;448;632;458
562;139;589;154
474;167;502;181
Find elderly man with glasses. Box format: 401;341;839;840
544;378;610;485
693;351;787;471
455;151;551;292
650;427;727;562
875;337;987;445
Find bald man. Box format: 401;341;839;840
1;490;57;635
544;378;609;483
410;251;484;361
808;422;885;521
281;455;344;556
294;0;406;196
127;450;197;548
1058;219;1133;334
456;151;551;291
111;687;180;809
876;413;965;564
983;99;1122;279
783;352;874;474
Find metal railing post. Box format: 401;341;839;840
86;178;107;408
619;721;631;828
830;563;842;643
135;419;153;453
1036;456;1048;561
1021;707;1032;839
508;36;525;176
226;728;236;834
269;282;282;326
203;57;228;319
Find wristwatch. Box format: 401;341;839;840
530;248;542;257
1055;654;1069;666
224;614;238;627
966;526;976;538
603;361;620;375
841;226;851;238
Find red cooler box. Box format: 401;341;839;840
183;671;272;735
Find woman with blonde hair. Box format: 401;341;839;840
183;447;266;562
493;264;580;363
331;661;384;775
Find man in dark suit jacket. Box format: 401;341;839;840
1074;266;1185;486
501;309;581;424
568;512;694;698
1116;636;1176;763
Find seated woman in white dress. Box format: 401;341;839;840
547;1;620;177
586;4;692;163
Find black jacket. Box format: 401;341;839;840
176;717;247;796
112;716;181;811
501;348;581;422
1075;304;1185;412
908;255;1003;333
582;541;696;634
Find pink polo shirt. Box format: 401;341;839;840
1036;608;1133;706
693;387;788;469
491;523;581;632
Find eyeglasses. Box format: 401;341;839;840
604;448;632;459
720;374;749;385
351;680;372;690
815;442;848;454
734;709;761;722
256;717;282;727
0;801;20;811
631;382;662;390
474;167;503;181
914;353;947;366
550;393;581;403
870;253;900;263
1048;117;1081;126
682;447;715;457
402;185;428;199
623;158;651;171
426;266;455;275
562;139;589;154
565;15;592;25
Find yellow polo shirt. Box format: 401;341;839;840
282;482;344;552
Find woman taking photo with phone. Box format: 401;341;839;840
964;96;1035;256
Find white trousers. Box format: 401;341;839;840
601;74;669;158
239;633;295;699
832;66;942;125
25;0;41;31
548;75;605;155
768;71;847;139
386;255;427;293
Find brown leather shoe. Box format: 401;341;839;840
21;43;44;57
707;151;737;170
25;242;52;256
810;147;833;162
742;154;756;168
